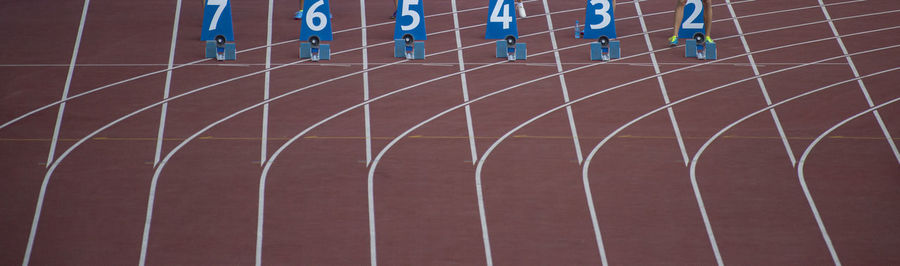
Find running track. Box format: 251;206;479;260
1;0;898;265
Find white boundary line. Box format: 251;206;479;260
45;0;90;168
633;0;690;166
724;0;796;166
363;0;373;166
452;0;480;165
260;0;274;166
153;0;182;167
817;0;900;165
693;66;900;266
797;97;900;266
542;0;585;164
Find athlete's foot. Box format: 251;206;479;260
294;10;303;20
516;2;526;18
668;35;678;46
705;36;715;44
391;10;396;19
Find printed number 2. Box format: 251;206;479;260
207;0;227;31
400;0;420;31
682;0;703;29
306;0;328;31
490;0;512;29
589;0;611;30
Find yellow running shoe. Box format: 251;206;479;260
705;36;715;44
668;35;678;46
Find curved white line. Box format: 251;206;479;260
690;67;900;266
797;96;900;266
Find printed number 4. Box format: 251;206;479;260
207;0;227;31
490;0;512;30
400;0;420;31
589;0;611;30
306;0;328;31
682;0;703;29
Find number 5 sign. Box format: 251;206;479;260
202;0;235;41
300;0;334;41
485;0;518;39
583;0;616;39
394;0;427;40
677;0;705;39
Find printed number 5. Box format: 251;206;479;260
306;0;328;31
589;0;611;30
400;0;421;31
682;0;703;29
490;0;512;30
207;0;227;31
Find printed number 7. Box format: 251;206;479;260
400;0;421;31
207;0;227;31
589;0;611;30
490;0;512;30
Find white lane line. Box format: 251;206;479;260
725;0;797;166
542;0;585;164
693;65;900;266
143;0;182;264
26;0;90;262
452;0;479;165
260;0;274;166
154;0;183;167
45;0;90;168
798;98;900;266
362;0;373;167
634;0;690;166
817;0;900;165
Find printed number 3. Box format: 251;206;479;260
589;0;611;30
490;0;512;29
306;0;328;31
682;0;703;29
400;0;420;31
207;0;227;31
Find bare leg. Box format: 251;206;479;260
703;0;712;37
613;0;616;13
672;0;687;36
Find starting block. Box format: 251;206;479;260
590;36;619;61
300;36;330;61
685;33;716;60
394;34;425;60
205;35;236;61
495;35;527;61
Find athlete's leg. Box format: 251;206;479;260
516;0;527;18
703;0;713;41
670;0;687;45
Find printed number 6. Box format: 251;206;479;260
306;0;328;31
400;0;421;31
589;0;611;30
682;0;703;29
207;0;227;31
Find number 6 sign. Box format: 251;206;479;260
300;0;334;41
393;0;427;40
202;0;235;41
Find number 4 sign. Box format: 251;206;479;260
677;0;705;39
583;0;616;39
202;0;235;41
485;0;518;39
394;0;427;40
300;0;334;41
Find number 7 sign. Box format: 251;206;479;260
202;0;235;41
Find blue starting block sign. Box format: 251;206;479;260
590;37;619;61
395;34;426;60
394;0;427;40
300;0;334;41
677;0;705;39
685;33;716;60
495;35;526;61
202;0;235;41
582;0;616;39
485;0;518;39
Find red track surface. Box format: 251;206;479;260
2;0;899;265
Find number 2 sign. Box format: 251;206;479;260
677;0;705;39
393;0;427;40
202;0;235;41
300;0;334;41
485;0;518;39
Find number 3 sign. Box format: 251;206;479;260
583;0;616;39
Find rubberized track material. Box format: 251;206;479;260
1;0;899;265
